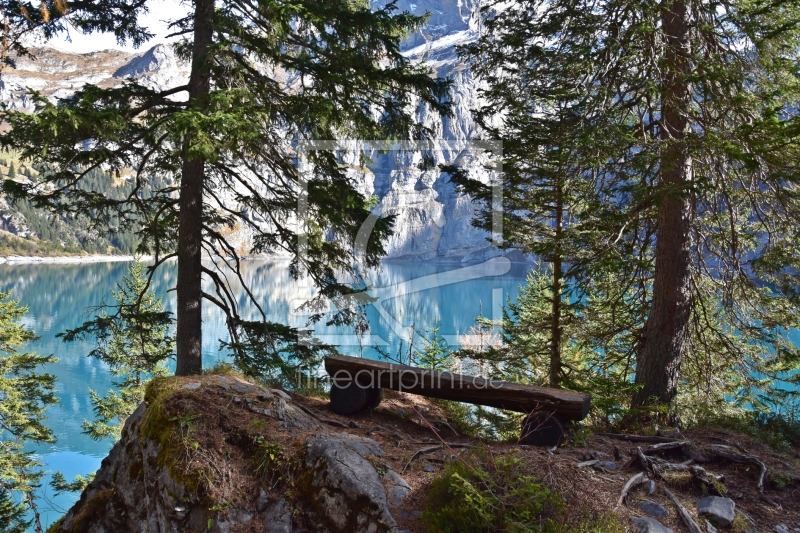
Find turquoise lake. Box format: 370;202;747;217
0;258;532;528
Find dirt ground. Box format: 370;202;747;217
158;377;800;533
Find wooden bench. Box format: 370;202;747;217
324;355;591;446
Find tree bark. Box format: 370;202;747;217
632;0;693;407
549;179;563;388
175;0;213;376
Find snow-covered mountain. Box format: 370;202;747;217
0;0;523;263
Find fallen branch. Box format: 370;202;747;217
319;418;348;428
403;446;441;473
617;471;647;508
576;459;599;468
402;443;472;473
367;425;410;442
643;440;692;454
599;433;679;443
294;404;354;428
659;460;695;472
294;403;322;420
634;447;656;475
434;420;459;436
708;445;767;493
664;487;703;533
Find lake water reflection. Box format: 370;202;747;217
0;258;531;528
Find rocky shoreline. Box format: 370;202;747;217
0;254;142;264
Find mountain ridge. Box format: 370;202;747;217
0;0;523;263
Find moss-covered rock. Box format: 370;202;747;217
47;374;399;533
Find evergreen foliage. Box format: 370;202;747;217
0;161;142;255
0;291;58;531
0;487;29;533
60;261;174;441
457;0;800;416
423;448;560;532
413;321;453;371
469;268;641;421
221;320;338;390
0;0;450;376
49;472;94;496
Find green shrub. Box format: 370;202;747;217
423;446;626;533
422;447;562;533
692;410;800;455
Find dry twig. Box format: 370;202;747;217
664;487;703;533
643;440;692;454
617;471;647;508
401;443;472;473
599;433;680;443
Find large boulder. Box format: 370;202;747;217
48;376;410;533
303;433;402;532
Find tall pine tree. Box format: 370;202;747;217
461;0;800;413
1;0;450;375
60;261;173;441
0;291;58;532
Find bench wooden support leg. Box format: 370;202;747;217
519;412;566;447
330;380;384;415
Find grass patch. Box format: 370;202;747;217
252;436;287;480
692;411;800;455
422;446;623;533
203;361;246;378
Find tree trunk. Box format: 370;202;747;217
550;180;563;388
175;0;213;376
632;0;693;407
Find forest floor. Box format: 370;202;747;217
74;374;798;533
287;388;800;532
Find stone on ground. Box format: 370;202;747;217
637;500;670;519
630;516;673;533
696;496;736;527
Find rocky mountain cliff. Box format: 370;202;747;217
0;0;520;263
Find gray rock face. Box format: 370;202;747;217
304;433;399;532
263;498;292;533
385;470;413;506
637;500;670;519
256;490;270;513
696;496;736;527
54;402;191;533
211;507;253;533
630;516;673;533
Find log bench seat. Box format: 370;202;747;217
324;355;591;446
